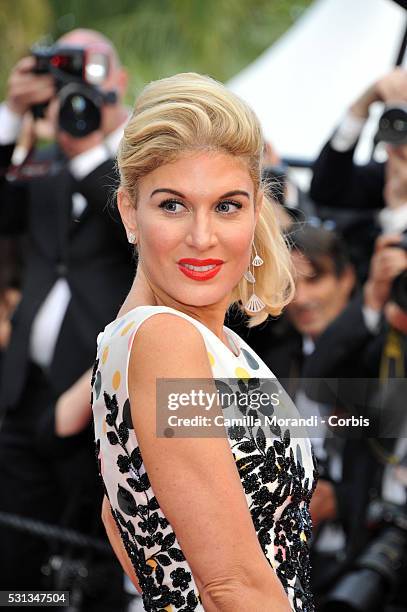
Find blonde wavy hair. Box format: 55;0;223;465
117;72;294;327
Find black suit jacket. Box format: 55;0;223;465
303;294;407;557
310;140;386;211
310;139;386;282
0;143;134;410
302;293;407;381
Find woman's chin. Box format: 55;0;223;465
168;287;231;308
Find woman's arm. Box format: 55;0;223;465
128;313;291;612
101;495;142;594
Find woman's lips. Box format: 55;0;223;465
177;258;224;281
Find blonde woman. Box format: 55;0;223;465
92;73;317;612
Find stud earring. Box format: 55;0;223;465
127;231;136;244
244;242;265;313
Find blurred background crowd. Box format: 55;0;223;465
1;0;407;611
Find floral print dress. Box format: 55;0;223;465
92;305;318;611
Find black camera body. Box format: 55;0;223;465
321;499;407;612
31;44;117;137
375;105;407;147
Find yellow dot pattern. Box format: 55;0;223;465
121;321;135;336
102;346;109;364
112;370;121;390
146;559;157;571
234;366;250;380
207;351;215;367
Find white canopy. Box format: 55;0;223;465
227;0;406;163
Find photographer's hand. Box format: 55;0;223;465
375;68;407;106
309;480;337;527
384;302;407;334
6;56;55;117
350;68;407;120
383;142;407;210
364;234;407;311
55;369;92;437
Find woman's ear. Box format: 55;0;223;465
117;188;138;244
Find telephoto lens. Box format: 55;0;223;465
58;83;103;137
322;527;407;612
375;106;407;146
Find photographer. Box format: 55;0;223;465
310;68;407;281
303;233;407;610
0;29;133;609
304;233;407;380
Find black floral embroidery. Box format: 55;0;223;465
242;472;259;494
170;567;192;591
90;357;99;387
224;377;318;611
228;424;246;440
92;365;318;612
96;389;200;611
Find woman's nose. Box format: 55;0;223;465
185;213;218;250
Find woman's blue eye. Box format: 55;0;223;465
158;199;242;214
158;199;185;213
216;201;243;213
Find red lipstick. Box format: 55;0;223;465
177;258;224;281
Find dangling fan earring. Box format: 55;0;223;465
244;242;266;313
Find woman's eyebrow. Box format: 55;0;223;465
150;188;250;199
150;188;185;198
221;190;250;199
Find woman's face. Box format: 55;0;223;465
120;151;261;309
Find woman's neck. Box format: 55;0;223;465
118;267;230;341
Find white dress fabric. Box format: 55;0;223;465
92;305;318;611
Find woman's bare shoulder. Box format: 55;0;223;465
129;311;212;378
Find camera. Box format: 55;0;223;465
322;500;407;612
31;43;117;137
374;107;407;311
375;105;407;147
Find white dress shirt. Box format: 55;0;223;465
0;102;127;367
295;336;346;553
330;111;366;152
30;122;126;367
